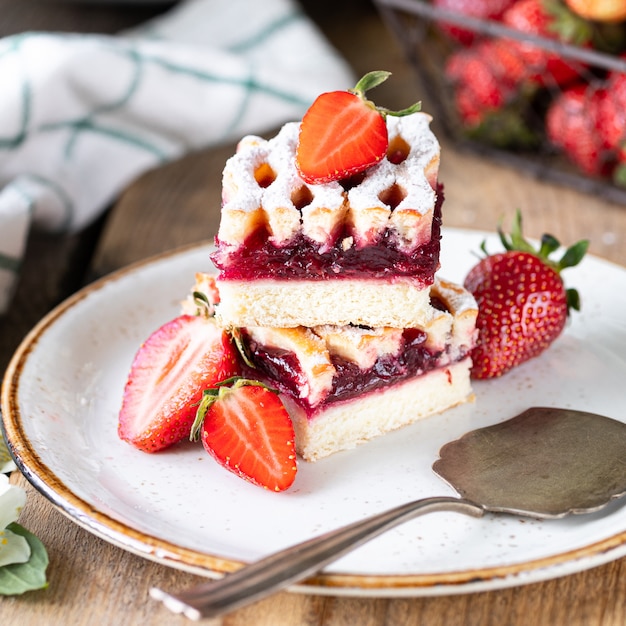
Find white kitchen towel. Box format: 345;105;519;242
0;0;354;313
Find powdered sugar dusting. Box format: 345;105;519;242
218;113;440;252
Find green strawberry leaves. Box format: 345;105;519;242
351;71;422;118
497;209;589;271
490;209;588;315
557;237;589;272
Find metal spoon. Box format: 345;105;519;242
150;407;626;620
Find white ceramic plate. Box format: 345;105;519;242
3;228;626;597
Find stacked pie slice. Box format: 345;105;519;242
194;113;478;461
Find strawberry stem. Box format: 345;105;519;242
538;234;560;258
498;210;535;255
349;70;421;118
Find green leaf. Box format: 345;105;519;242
558;239;589;271
566;288;582;313
0;523;48;595
352;70;391;95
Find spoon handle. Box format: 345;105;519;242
150;495;483;620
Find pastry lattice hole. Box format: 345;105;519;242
387;135;410;164
430;295;450;313
378;183;406;210
291;185;314;210
254;162;277;188
340;172;366;191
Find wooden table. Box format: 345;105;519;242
3;1;626;624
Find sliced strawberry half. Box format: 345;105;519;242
191;378;297;492
295;71;421;184
118;315;240;452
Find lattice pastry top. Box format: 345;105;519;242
217;113;440;254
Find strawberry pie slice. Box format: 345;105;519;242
185;275;477;461
210;113;442;329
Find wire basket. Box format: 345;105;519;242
373;0;626;204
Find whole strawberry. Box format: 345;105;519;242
445;40;523;118
545;83;613;177
444;38;546;150
464;212;588;379
445;38;534;140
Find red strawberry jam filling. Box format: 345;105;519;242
242;325;469;419
211;189;443;281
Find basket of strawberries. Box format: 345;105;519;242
374;0;626;203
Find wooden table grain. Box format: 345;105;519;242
3;2;626;625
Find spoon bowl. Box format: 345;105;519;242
434;406;626;518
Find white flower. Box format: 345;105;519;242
0;474;31;567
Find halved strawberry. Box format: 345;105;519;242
295;71;421;184
191;378;297;492
118;315;240;452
